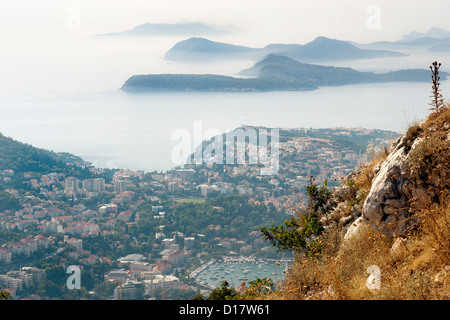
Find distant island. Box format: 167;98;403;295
121;54;444;93
164;36;407;62
400;27;450;42
352;27;450;52
95;22;231;37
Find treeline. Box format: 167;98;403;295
121;74;317;92
0;133;98;179
121;54;445;93
136;195;286;245
258;59;435;86
0;190;21;212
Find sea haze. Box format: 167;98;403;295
1;81;448;172
0;34;449;172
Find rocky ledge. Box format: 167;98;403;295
329;107;450;238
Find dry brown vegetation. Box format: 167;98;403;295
261;105;450;300
273;204;450;300
353;144;389;193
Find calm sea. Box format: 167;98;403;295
0;35;449;172
0;81;447;172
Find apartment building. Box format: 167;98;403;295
0;248;12;263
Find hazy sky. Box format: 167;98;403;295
1;1;449;169
1;0;450;95
1;0;450;45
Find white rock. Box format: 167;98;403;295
435;271;446;284
390;237;405;255
361;137;428;237
344;217;364;240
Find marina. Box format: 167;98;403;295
192;256;292;289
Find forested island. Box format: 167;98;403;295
121;54;443;93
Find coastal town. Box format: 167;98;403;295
0;127;398;299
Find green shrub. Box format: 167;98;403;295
260;176;335;256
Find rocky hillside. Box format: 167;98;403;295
264;104;450;300
344;105;449;237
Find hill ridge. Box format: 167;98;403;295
164;36;407;62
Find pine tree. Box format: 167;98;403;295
0;290;12;300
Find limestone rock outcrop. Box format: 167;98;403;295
362;124;450;237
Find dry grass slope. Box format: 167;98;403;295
257;104;450;300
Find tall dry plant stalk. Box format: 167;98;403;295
429;61;445;112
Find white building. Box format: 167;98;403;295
99;204;118;214
0;248;12;263
6;271;33;288
82;178;105;193
118;254;144;263
86;223;99;234
20;267;46;285
43;222;64;233
0;275;23;291
113;282;136;300
144;275;180;297
162;238;175;249
114;180;127;193
107;269;129;281
129;261;153;271
236;186;253;196
66;238;83;251
198;184;220;197
64;177;80;195
9;240;38;257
